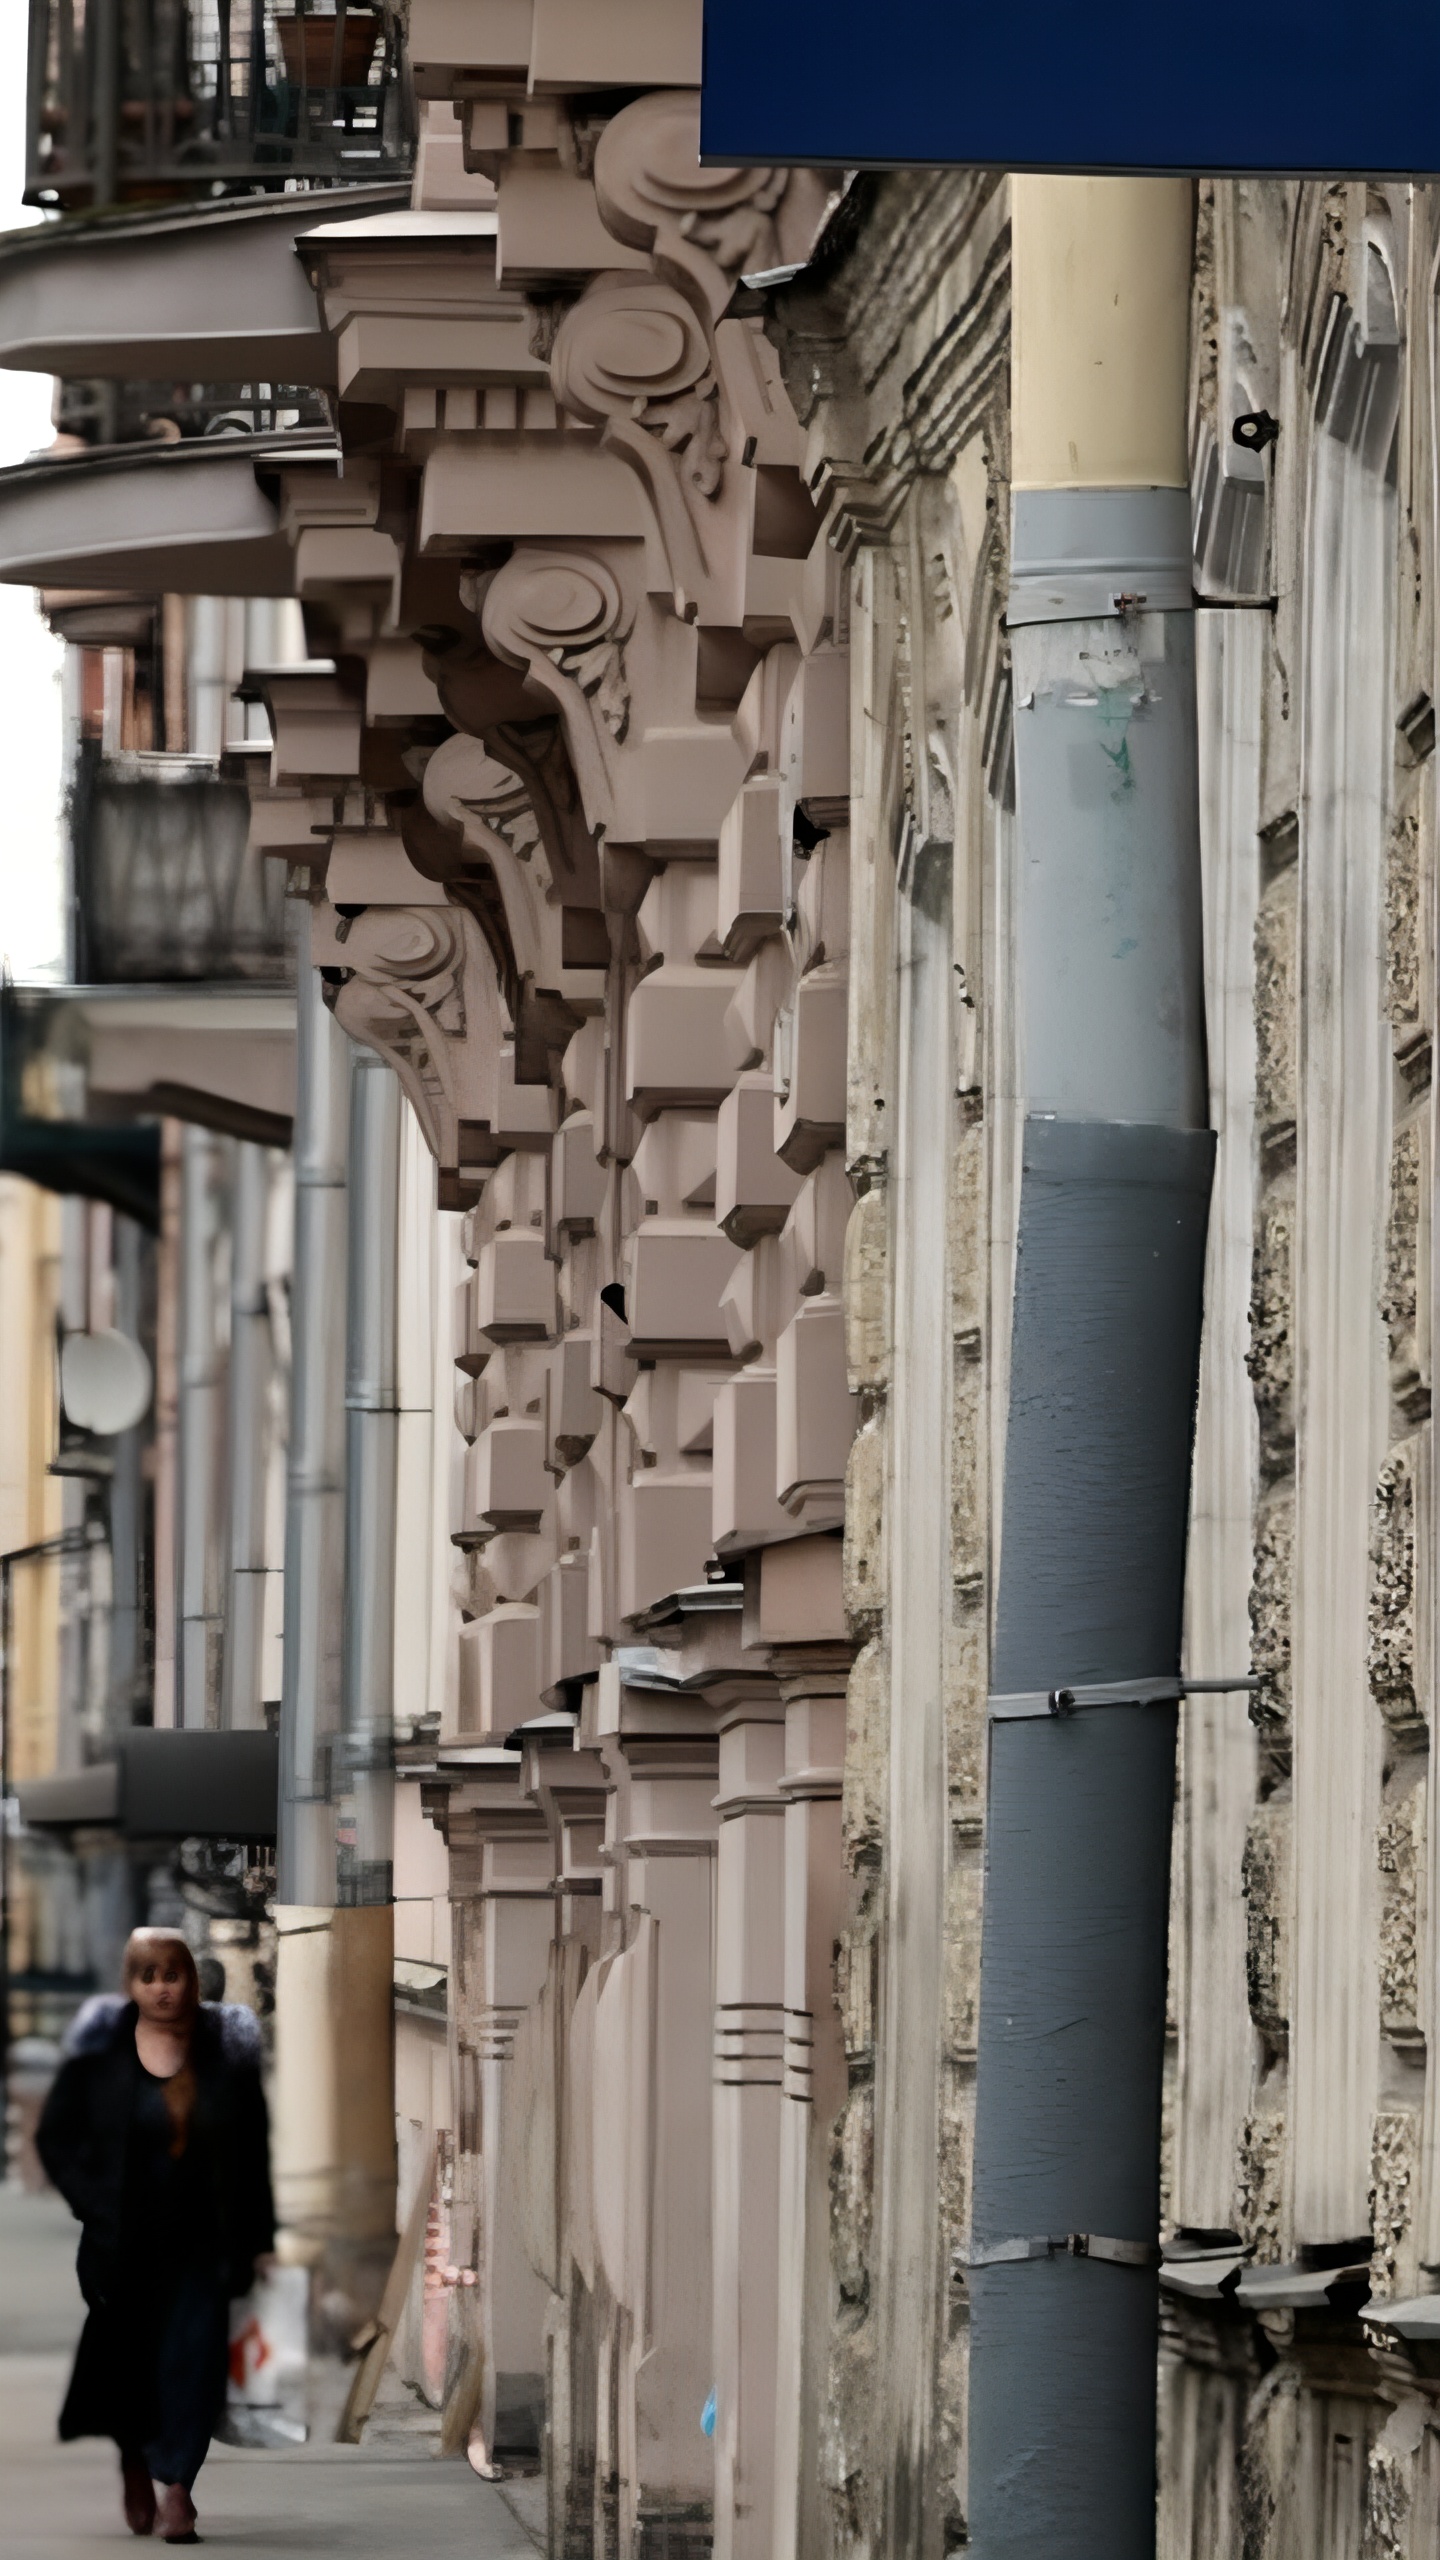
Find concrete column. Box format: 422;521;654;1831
443;1778;556;2464
770;1645;849;2560
874;823;952;2551
587;1667;721;2560
711;1680;786;2560
524;1733;607;2555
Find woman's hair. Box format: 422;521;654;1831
121;1931;200;2155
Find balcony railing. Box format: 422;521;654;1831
26;0;414;209
57;375;332;445
71;745;298;984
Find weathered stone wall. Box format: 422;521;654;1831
1164;178;1440;2555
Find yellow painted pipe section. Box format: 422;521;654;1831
1011;175;1192;491
273;1901;397;2259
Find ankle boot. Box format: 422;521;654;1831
120;2456;156;2537
156;2483;199;2544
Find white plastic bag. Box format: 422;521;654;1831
222;2263;308;2447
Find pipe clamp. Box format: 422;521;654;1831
988;1675;1261;1723
968;2233;1161;2270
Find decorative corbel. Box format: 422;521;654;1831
422;733;609;1048
481;543;748;861
592;90;834;327
423;629;604;912
480;544;636;844
321;900;505;1196
550;270;742;621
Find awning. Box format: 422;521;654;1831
16;1729;279;1842
2;983;297;1217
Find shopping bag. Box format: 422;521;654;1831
222;2262;308;2447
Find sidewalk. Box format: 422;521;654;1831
0;2183;544;2560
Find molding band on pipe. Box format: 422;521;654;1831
1008;487;1194;626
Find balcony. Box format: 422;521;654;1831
0;426;334;594
0;183;407;387
26;0;415;211
72;744;297;983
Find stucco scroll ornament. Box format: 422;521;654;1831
592;89;836;324
481;548;636;846
551;273;731;619
322;901;504;1186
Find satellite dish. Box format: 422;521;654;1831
60;1329;154;1437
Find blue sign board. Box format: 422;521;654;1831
701;0;1440;176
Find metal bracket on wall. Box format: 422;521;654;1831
987;1675;1262;1723
968;2233;1162;2271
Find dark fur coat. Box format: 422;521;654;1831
38;1997;274;2303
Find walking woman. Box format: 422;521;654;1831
37;1928;275;2542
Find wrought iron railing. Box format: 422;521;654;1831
26;0;414;209
57;374;332;444
70;744;298;983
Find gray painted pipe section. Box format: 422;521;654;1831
1011;610;1207;1130
221;1140;273;1733
278;923;353;1905
992;1118;1214;1687
337;1049;400;1907
968;488;1212;2559
968;1707;1177;2559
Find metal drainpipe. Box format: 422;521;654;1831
107;1215;145;1725
90;0;119;213
274;942;396;2318
220;1140;272;1733
966;177;1211;2558
177;1124;226;1731
337;1047;400;1905
278;921;352;1905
